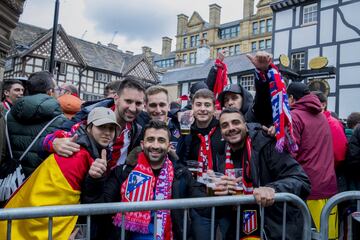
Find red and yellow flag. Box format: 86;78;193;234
0;151;90;240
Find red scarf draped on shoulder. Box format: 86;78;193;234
213;59;228;109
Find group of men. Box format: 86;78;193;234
0;50;355;240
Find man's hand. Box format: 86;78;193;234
262;125;276;137
213;175;231;196
247;51;272;72
227;177;241;195
253;187;275;207
89;149;107;178
53;134;80;157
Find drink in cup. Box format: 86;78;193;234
179;111;192;135
205;172;224;196
186;160;200;176
226;168;243;195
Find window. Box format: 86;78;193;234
260;20;266;34
219;25;240;39
183;54;188;64
183;38;188;49
190;36;196;48
202;32;207;39
66;64;79;83
189;52;196;64
95;72;110;83
267;19;272;32
235;45;240;55
291;52;306;70
195;35;200;47
303;3;317;24
229;46;234;56
259;40;265;50
251;42;257;51
266;39;272;49
240;75;255;91
252;22;258;34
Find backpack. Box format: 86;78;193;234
0;111;61;202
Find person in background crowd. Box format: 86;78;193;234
216;108;310;239
57;93;82;120
82;120;196;239
0;104;5;164
43;77;145;170
4;71;68;177
1;79;24;111
217;84;254;120
181;81;209;111
56;83;79;98
104;80;121;99
313;91;347;168
287;82;338;239
0;107;119;240
346;112;360;139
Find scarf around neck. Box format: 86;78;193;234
225;136;253;194
109;122;132;169
197;126;217;177
113;152;174;240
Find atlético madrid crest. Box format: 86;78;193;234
243;210;258;235
125;171;152;201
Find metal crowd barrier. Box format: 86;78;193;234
0;193;312;240
318;191;360;240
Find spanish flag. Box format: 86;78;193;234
0;149;94;240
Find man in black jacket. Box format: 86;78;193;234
82;120;196;239
216;108;311;239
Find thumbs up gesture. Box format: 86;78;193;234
89;149;108;178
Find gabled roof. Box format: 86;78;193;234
161;52;258;85
17;25;86;66
188;11;206;27
9;22;158;82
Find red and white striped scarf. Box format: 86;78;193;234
197;127;217;177
109;123;132;169
113;152;174;240
224;136;254;194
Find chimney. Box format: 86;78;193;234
162;37;172;57
107;43;118;50
142;46;154;64
125;50;134;55
243;0;255;19
177;14;189;35
209;4;221;27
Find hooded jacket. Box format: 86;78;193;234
6;94;68;177
290;94;337;199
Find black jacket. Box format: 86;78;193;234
227;123;311;239
82;157;196;240
6;94;68;177
344;126;360;183
177;117;225;165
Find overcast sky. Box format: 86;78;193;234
20;0;259;54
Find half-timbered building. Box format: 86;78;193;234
4;22;159;100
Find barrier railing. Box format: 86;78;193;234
318;191;360;240
0;193;312;240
